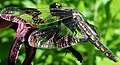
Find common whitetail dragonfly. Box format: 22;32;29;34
0;2;118;64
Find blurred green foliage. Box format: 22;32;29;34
0;0;120;65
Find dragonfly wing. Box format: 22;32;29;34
28;25;87;49
0;7;23;16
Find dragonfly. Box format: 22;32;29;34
0;2;118;63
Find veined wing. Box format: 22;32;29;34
0;7;22;15
0;7;58;26
0;7;78;29
28;23;86;49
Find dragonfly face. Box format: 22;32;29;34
50;2;62;9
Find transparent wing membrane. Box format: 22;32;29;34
0;7;22;15
0;7;64;27
28;24;85;49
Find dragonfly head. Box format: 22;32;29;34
49;2;64;16
50;2;62;9
49;2;72;19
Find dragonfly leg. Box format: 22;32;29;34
65;47;83;63
63;36;88;63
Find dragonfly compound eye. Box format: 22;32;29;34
49;2;62;9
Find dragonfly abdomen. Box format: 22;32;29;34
89;35;118;62
78;21;118;62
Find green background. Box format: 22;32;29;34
0;0;120;65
